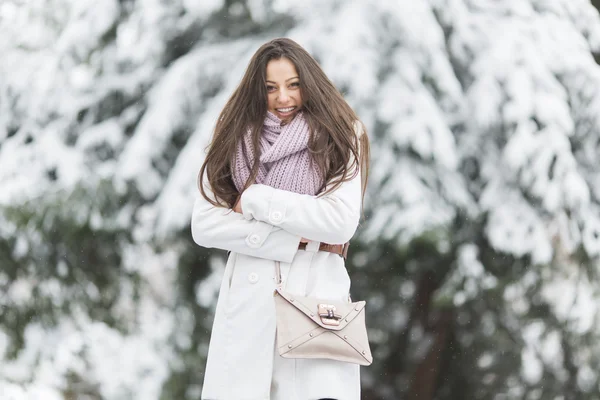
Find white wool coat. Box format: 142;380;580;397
191;142;363;400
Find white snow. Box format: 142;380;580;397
2;0;600;397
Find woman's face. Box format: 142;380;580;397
266;57;303;123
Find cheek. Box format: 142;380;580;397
267;94;277;109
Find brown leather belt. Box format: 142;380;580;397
298;242;350;259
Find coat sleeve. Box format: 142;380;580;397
191;179;302;263
239;170;361;245
240;123;365;245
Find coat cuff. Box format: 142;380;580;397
244;220;300;263
241;184;289;226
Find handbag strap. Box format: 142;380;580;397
275;241;351;288
276;242;351;285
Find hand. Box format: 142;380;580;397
233;196;243;214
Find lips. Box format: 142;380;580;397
277;107;295;112
275;106;297;118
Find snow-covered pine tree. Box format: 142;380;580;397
428;0;600;398
1;0;600;399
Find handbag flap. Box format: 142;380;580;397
275;288;366;331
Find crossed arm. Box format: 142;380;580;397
232;197;309;243
191;171;361;263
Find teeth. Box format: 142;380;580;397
277;107;295;113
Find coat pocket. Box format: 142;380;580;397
225;251;237;290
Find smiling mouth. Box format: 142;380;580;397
276;107;297;114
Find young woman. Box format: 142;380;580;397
192;38;370;400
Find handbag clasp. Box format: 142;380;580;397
318;304;342;326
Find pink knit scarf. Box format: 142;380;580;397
232;111;323;195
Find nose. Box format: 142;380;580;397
277;88;290;103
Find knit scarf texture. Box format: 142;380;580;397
232;111;323;195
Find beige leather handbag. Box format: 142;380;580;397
273;261;373;366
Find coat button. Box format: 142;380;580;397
248;272;259;284
271;211;282;222
249;234;261;244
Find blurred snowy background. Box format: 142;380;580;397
2;0;600;399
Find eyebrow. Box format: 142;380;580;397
266;77;299;83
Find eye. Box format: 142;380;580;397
266;85;276;92
289;82;300;88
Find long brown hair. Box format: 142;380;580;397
198;38;370;209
